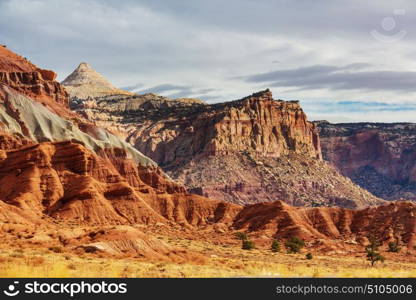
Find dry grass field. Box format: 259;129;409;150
0;234;415;278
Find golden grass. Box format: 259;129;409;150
0;234;415;278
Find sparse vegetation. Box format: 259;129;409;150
365;236;385;266
271;240;281;253
234;231;255;250
285;237;305;254
306;253;313;260
242;239;255;250
234;232;248;241
388;241;401;253
0;240;414;278
48;246;63;253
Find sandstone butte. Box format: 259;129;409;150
0;45;415;260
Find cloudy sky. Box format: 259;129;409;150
1;0;416;122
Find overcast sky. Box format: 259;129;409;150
1;0;416;122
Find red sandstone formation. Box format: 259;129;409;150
129;90;322;165
317;122;416;201
233;200;416;250
0;46;195;223
0;45;68;106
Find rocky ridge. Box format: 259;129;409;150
0;45;68;106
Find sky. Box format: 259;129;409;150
1;0;416;122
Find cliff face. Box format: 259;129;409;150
317;121;416;201
0;140;190;224
208;90;321;159
72;90;320;165
126;90;321;167
0;46;68;106
73;90;382;208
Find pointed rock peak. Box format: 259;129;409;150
61;62;133;99
62;62;113;86
250;89;273;99
77;62;93;70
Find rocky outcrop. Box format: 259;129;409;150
209;90;321;159
62;62;133;99
69;226;205;262
317;121;416;201
0;46;68;106
127;90;321;166
70;93;206;111
0;140;190;224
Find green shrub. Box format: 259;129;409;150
235;232;248;241
271;240;281;253
305;253;313;260
242;239;255;250
285;237;305;253
388;241;401;253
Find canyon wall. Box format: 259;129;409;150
317;121;416;201
128;90;322;166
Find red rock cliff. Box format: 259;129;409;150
206;90;322;159
0;45;68;106
128;89;321;167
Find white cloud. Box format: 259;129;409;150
1;0;416;122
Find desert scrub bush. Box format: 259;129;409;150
49;246;63;253
365;236;385;266
271;240;281;252
285;237;305;253
388;241;401;253
305;253;313;260
235;232;248;241
242;239;255;250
